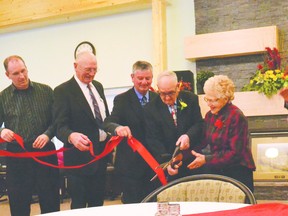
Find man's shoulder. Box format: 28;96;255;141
114;87;133;98
54;77;74;91
179;90;197;98
31;81;52;91
145;94;161;109
92;80;103;88
1;84;12;93
149;90;158;98
0;85;13;98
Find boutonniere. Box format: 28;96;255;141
214;119;224;129
179;99;188;111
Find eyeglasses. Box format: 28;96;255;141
79;66;98;74
83;68;97;73
158;91;177;97
204;97;220;104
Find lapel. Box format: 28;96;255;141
92;80;110;118
176;93;188;126
70;77;96;122
128;88;144;120
158;98;176;129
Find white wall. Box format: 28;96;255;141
0;1;196;92
167;0;196;73
0;10;153;90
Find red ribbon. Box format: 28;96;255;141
0;134;167;185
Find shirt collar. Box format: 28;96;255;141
74;74;91;89
133;88;149;102
12;80;33;93
216;102;230;115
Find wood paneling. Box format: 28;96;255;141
184;26;279;60
152;0;167;78
0;0;152;33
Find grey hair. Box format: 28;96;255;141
157;71;177;85
132;61;153;74
203;75;235;101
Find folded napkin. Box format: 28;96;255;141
183;203;288;216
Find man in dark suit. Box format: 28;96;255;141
103;61;158;203
144;71;204;181
53;52;110;209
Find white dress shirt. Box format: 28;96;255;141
74;75;107;141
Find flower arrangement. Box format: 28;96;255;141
242;47;288;97
178;81;192;91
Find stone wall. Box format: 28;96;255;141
194;1;288;200
194;0;288;91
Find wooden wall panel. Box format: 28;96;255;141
184;26;279;60
0;0;152;33
198;91;287;117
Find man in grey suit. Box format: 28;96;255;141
103;61;158;203
144;71;204;181
53;52;110;209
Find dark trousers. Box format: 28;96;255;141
6;157;60;216
118;170;159;204
209;165;254;192
67;162;107;209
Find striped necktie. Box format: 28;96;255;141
170;105;177;126
141;96;147;106
87;84;103;126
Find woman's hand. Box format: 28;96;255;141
187;150;206;169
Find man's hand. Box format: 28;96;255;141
69;132;90;151
32;134;49;149
187;150;205;170
167;164;179;176
167;152;183;176
0;128;15;142
176;134;190;150
115;126;132;138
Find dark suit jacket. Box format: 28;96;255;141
144;90;204;164
103;88;158;178
53;77;110;175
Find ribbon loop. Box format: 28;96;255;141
0;134;167;185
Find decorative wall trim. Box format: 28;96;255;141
198;91;287;117
184;26;279;60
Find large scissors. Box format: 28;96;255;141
150;146;182;181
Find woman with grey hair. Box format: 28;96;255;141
171;75;256;192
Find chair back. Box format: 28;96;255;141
142;174;256;204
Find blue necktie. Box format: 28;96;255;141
141;96;147;106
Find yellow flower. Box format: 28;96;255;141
179;100;187;111
242;47;286;97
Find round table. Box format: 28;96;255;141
39;202;249;216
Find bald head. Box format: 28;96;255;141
74;51;98;84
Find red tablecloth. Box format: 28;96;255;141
183;203;288;216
